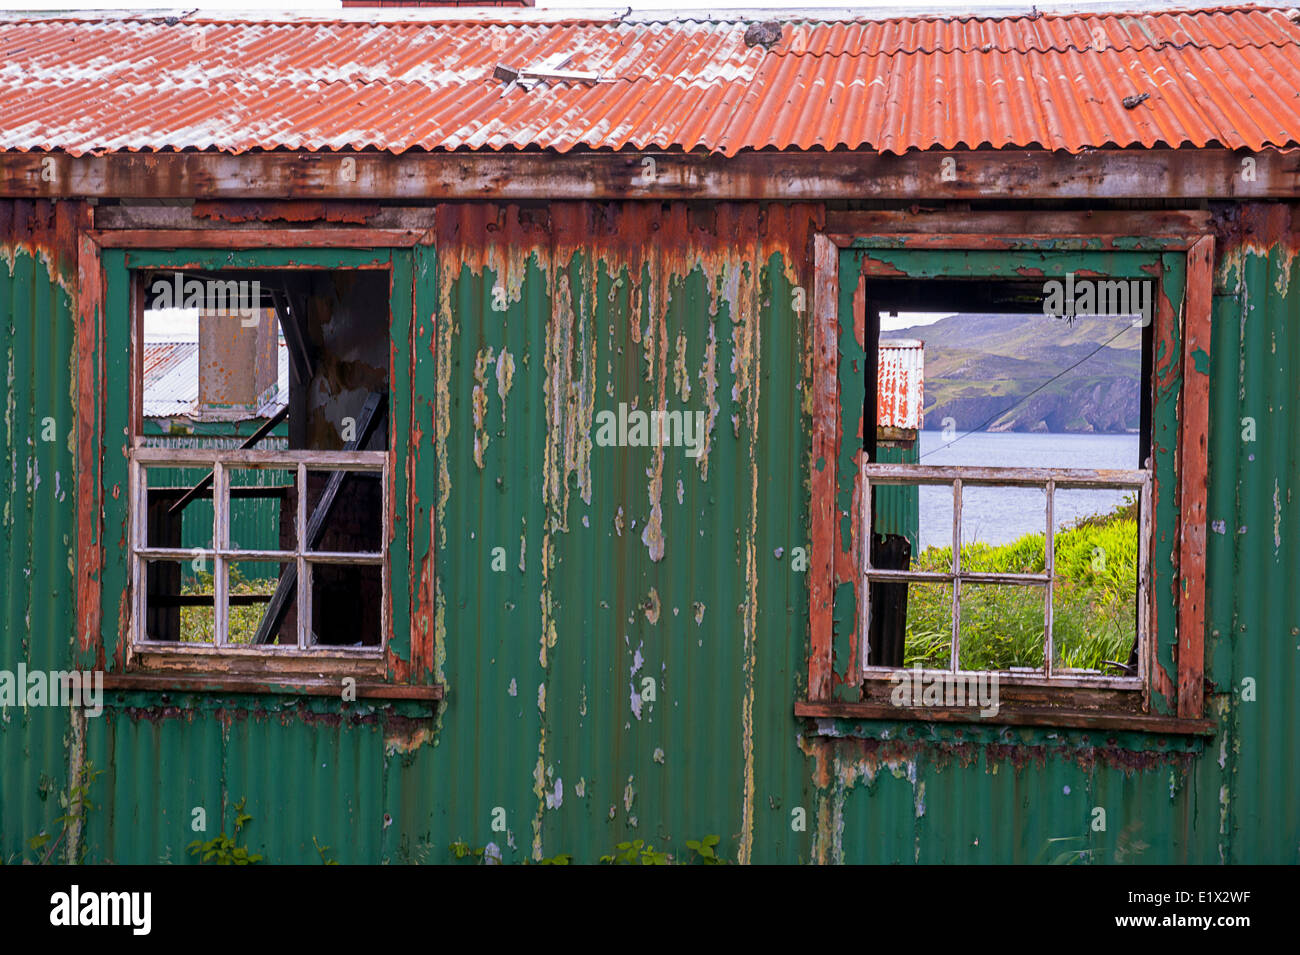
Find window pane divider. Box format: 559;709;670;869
213;460;228;648
132;447;385;469
297;461;308;650
135;547;216;560
859;462;1148;488
131;456;144;643
859;456;872;665
1137;470;1153;691
382;461;390;656
305;551;386;565
865;569;1050;585
1045;478;1056;679
950;477;962;674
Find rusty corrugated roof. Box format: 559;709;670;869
143;341;289;420
878;340;924;431
1;7;1298;156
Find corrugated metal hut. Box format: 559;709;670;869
1;4;1298;864
874;340;924;551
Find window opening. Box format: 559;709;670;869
134;268;390;651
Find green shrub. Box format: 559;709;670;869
180;567;277;643
903;502;1137;673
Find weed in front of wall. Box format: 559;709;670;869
16;760;104;865
1038;836;1093;865
684;834;726;864
188;797;264;865
313;835;339;865
449;840;490;864
599;840;670;865
1036;821;1148;865
447;834;727;865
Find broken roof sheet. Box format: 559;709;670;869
1;6;1298;156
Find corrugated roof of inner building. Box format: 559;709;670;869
143;341;289;420
0;7;1298;157
878;341;924;432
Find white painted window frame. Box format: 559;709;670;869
129;447;388;655
858;460;1152;690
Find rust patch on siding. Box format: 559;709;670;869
857;253;908;278
0;198;83;298
383;714;439;753
191;200;376;225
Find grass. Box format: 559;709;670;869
903;499;1138;673
179;567;279;644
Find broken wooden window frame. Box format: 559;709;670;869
127;259;388;658
857;464;1153;689
129;448;388;652
799;212;1214;734
78;230;442;700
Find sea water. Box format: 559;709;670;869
915;430;1141;550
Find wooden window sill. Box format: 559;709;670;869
794;701;1214;736
127;646;386;677
104;672;443;701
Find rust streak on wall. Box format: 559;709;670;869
808;234;838;702
1177;235;1214;719
192;200;380;225
75;226;103;663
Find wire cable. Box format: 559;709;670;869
918;318;1142;461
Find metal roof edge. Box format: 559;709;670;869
8;143;1300;158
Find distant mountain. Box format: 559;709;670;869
887;312;1143;434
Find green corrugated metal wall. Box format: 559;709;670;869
1;199;1297;864
873;442;920;553
1201;204;1300;863
0;202;79;862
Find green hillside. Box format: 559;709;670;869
888;311;1142;434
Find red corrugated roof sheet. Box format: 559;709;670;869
1;7;1297;157
143;341;289;419
878;341;924;431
